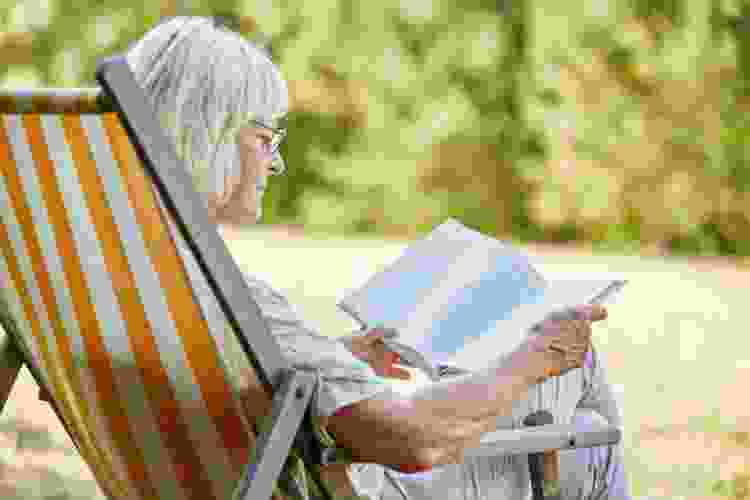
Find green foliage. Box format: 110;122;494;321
267;111;358;220
252;0;540;239
525;0;750;256
668;219;750;256
3;0;748;255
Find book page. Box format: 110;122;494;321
338;218;626;376
338;219;547;365
448;278;624;371
338;219;477;329
399;242;547;367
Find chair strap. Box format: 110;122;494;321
150;191;332;499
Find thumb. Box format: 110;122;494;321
365;326;396;342
386;364;414;381
384;353;413;381
576;304;608;322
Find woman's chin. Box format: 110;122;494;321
216;210;260;228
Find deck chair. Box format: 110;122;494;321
0;55;621;500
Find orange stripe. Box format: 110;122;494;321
0;116;125;500
101;113;253;477
67;114;223;500
103;114;248;496
22;114;155;500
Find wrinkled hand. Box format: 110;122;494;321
527;304;608;379
345;328;413;381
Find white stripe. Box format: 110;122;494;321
40;114;182;500
0;221;45;391
0;114;93;434
2;114;126;488
83;114;233;498
31;114;136;493
0;171;44;387
152;182;253;430
0;117;130;500
152;189;251;496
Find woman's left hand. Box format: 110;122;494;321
346;328;413;381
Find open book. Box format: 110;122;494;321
338;218;627;381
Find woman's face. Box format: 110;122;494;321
207;124;277;226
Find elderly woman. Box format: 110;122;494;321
98;15;630;500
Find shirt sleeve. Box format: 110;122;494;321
241;273;395;420
237;274;398;499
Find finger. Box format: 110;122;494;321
592;305;608;321
582;319;594;339
386;364;414;381
369;350;397;375
346;336;372;358
351;351;370;363
382;352;412;380
576;304;608;322
568;318;585;335
540;321;563;335
548;344;566;355
364;328;388;341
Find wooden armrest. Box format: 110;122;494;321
465;422;622;459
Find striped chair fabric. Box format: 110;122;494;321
0;89;270;500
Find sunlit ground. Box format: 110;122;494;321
1;226;748;499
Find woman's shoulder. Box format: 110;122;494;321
241;272;290;305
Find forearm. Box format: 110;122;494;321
325;342;550;470
406;344;549;466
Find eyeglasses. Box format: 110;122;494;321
249;119;287;175
252;120;287;156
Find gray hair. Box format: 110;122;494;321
124;16;289;208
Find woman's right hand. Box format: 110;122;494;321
525;304;608;380
345;327;413;381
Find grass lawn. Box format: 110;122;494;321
1;227;748;499
225;228;750;499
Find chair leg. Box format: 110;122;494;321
1;335;82;455
0;337;23;416
43;389;83;455
524;411;562;500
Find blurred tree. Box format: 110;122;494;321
524;0;750;256
1;0;747;255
